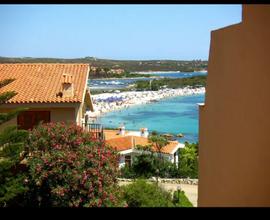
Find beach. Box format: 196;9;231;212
90;87;205;117
131;71;182;74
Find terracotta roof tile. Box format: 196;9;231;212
106;136;133;151
105;130;180;155
0;63;90;104
104;129;132;140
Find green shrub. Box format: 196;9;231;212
119;165;137;179
119;153;180;179
158;160;179;178
131;153;157;178
0;79;30;207
178;142;198;178
151;130;158;136
24;122;124;207
172;190;193;207
121;179;174;207
120;141;199;179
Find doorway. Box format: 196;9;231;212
17;110;51;130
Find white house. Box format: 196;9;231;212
104;127;185;168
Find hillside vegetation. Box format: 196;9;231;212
0;56;207;73
136;75;207;91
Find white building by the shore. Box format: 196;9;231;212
104;127;185;168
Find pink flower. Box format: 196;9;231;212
98;199;102;207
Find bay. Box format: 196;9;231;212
97;93;205;144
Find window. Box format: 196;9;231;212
125;155;131;167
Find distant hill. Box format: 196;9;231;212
0;56;208;72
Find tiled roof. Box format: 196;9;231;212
104;129;131;140
106;136;134;151
105;131;180;155
0;63;90;104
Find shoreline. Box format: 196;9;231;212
131;71;182;74
89;87;205;118
89;76;159;80
130;70;207;74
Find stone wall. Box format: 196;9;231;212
117;177;198;185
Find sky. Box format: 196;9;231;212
0;4;242;60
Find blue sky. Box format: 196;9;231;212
0;4;241;60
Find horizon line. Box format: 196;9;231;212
0;55;208;62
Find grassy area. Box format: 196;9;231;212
173;190;193;207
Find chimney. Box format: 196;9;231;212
132;136;136;148
140;128;149;138
118;125;125;136
62;74;74;98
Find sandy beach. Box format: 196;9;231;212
89;87;205;117
131;71;182;74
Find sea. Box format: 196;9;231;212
88;72;207;143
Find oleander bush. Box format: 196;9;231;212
24;122;125;207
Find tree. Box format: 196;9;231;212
178;142;198;178
130;144;156;178
148;135;168;181
0;78;29;207
148;135;168;160
0;79;18;123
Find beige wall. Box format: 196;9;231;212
198;5;270;207
50;108;76;123
0;106;77;131
0;88;95;129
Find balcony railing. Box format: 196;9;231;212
82;123;104;140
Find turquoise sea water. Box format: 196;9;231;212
97;93;205;144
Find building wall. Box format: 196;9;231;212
198;5;270;207
50;108;76;123
0;106;77;131
0;87;95;130
119;155;126;168
119;150;174;168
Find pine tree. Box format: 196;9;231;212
0;78;29;207
148;134;168;183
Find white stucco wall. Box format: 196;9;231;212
118;149;178;168
119;155;126;168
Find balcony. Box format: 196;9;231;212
82;123;104;140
